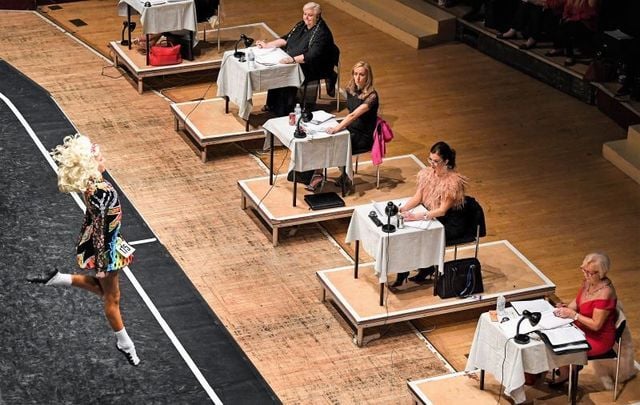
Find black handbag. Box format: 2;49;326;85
436;257;484;299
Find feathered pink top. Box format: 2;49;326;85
416;167;467;211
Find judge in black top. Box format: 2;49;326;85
303;61;379;192
256;2;338;116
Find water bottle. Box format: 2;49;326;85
294;103;301;122
247;48;255;69
496;295;506;318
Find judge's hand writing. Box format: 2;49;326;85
256;40;267;48
553;307;575;319
326;126;338;134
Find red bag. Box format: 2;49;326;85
149;41;182;66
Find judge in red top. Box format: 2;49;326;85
551;252;617;384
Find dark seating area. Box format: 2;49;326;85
427;0;640;127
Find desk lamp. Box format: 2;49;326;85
514;310;542;344
234;34;254;59
293;110;313;139
382;201;398;233
120;21;136;46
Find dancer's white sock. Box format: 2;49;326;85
115;328;134;350
46;271;72;286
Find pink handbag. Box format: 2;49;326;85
149;41;182;66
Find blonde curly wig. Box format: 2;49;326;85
50;134;102;193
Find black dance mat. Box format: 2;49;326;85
0;60;279;404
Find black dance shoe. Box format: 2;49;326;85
408;266;435;283
116;343;140;366
26;268;59;284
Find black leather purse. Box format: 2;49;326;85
436;257;483;299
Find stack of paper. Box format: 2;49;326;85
535;326;590;354
309;110;335;125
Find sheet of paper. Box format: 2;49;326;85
308;110;335;125
538;311;574;330
511;299;554;315
253;47;288;65
540;325;586;346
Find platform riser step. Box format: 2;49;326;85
628;124;640;148
603;141;640;184
326;0;455;49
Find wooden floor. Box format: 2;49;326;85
4;1;640;403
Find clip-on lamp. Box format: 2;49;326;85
234;34;254;59
120;21;137;46
514;310;542;344
293;110;313;139
382;201;398;233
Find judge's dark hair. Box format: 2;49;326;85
430;141;456;169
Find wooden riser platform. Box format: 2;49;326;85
171;94;269;162
603;124;640;184
326;0;456;49
409;366;640;404
238;154;426;245
110;23;279;94
317;240;556;346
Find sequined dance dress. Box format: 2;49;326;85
76;180;133;272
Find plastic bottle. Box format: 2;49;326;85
496;295;506;318
246;48;255;69
294;103;301;122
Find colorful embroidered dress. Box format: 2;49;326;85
76;180;133;272
575;286;617;356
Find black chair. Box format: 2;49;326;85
301;44;340;111
194;0;221;51
567;305;627;403
447;195;487;259
432;196;486;296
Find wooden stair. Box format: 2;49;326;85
603;124;640;184
326;0;456;49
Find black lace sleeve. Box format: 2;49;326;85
362;91;379;109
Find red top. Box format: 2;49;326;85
575;286;617;356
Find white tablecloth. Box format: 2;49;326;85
345;201;445;283
263;115;353;179
117;0;197;34
465;313;588;404
216;48;305;120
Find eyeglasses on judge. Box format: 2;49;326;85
580;267;599;276
428;157;444;166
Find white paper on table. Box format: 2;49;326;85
253;47;288;65
309;110;335;125
539;325;586;346
511;299;555;315
538;311;574;330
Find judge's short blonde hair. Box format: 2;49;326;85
582;252;611;279
50;134;101;193
303;2;321;15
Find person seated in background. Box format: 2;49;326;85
550;252;617;386
302;61;380;192
255;2;339;116
391;141;468;287
544;0;599;66
496;0;561;50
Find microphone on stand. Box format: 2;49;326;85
382;201;398;233
293;110;313;139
